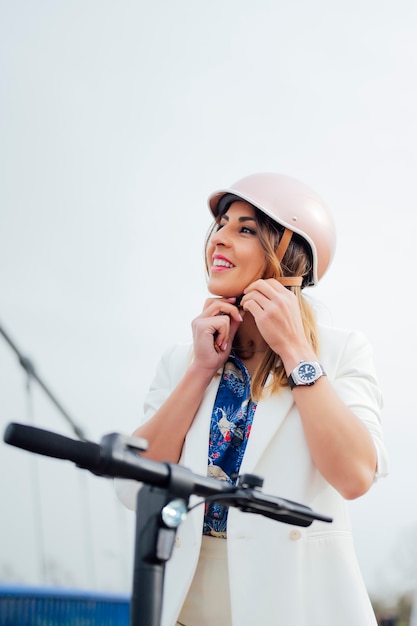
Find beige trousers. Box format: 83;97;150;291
176;535;232;626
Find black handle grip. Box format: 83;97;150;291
4;422;101;469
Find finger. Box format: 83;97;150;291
212;317;232;351
241;297;265;316
244;278;283;297
241;289;269;312
203;296;237;310
213;339;221;353
203;301;243;323
216;310;243;325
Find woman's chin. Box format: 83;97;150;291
207;281;244;299
209;289;241;299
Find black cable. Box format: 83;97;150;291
0;321;86;440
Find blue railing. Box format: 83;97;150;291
0;585;130;625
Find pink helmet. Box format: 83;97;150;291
207;172;337;287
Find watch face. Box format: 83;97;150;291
298;362;317;383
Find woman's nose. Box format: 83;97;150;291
210;225;230;247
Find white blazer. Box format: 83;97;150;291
116;324;389;626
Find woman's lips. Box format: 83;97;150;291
211;254;235;271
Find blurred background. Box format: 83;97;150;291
1;0;417;621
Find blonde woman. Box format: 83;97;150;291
116;172;389;626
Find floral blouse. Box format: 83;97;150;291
203;353;257;538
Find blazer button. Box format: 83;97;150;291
175;536;181;548
289;529;302;541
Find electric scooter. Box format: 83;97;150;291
3;422;332;626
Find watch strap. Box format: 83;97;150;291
288;373;298;390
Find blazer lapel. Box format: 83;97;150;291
180;375;222;546
181;374;221;474
240;379;294;475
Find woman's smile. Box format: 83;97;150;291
211;254;235;271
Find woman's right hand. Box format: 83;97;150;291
191;297;243;371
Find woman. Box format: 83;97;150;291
116;172;389;626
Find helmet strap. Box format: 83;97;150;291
276;228;293;261
278;276;303;287
276;228;303;287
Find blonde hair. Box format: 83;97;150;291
205;205;319;401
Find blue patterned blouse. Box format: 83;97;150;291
203;353;257;538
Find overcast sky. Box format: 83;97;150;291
1;0;417;604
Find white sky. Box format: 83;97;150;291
1;0;416;604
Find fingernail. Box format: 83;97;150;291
222;342;228;351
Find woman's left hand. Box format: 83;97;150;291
240;278;309;359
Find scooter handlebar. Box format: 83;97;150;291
3;422;332;526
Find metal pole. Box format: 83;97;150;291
0;322;86;440
0;320;98;587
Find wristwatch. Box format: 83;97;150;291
288;361;326;389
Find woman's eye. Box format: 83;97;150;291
214;222;256;235
241;226;256;235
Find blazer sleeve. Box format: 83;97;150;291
323;327;389;480
114;343;193;510
143;343;193;422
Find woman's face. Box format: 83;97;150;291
206;201;267;298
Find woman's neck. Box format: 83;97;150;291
233;313;269;359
